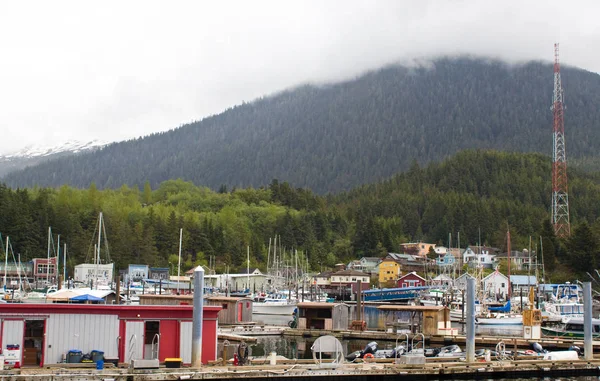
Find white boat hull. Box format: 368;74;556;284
253;303;296;316
475;316;523;325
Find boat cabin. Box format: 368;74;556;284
296;302;350;330
0;303;221;367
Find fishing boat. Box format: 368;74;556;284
252;292;297;315
542;283;584;320
541;317;600;338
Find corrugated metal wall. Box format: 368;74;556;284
179;321;192;364
2;320;24;363
45;314;119;364
125;321;144;363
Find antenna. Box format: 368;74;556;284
551;43;571;238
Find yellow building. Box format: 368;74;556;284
378;259;401;287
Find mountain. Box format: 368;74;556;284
3;57;600;193
0;140;107;178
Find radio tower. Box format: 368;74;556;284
551;43;570;238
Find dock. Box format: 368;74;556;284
5;358;600;380
284;328;600;352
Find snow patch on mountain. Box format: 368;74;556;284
1;139;108;159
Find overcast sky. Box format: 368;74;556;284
1;0;599;155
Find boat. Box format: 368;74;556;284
475;315;523;325
542;283;584;321
541;317;600;338
252;292;296;315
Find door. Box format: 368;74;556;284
124;321;144;363
179;321;192;364
2;320;24;365
158;320;178;361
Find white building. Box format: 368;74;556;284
74;263;114;286
463;246;498;269
482;271;509;299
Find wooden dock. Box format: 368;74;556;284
5;358;600;380
284;328;600;352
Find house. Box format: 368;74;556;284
347;257;381;274
313;271;333;287
510;275;537;294
378;253;428;287
329;269;370;292
454;273;473;290
431;274;454;287
0;262;33;288
495;250;535;271
378;257;402;286
436;253;456;267
434;246;448;255
32;257;57;287
463;246;499;269
400;242;436;257
482;271;509;300
396;272;426;288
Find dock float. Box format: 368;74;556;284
5;359;600;380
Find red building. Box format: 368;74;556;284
396;272;426;288
0;303;221;366
32;257;57;286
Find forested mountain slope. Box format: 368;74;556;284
4;58;600;193
2;151;600;280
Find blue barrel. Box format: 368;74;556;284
96;359;104;370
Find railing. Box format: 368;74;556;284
127;334;137;363
151;333;160;360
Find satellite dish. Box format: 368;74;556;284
311;335;345;366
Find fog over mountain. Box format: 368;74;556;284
4;57;600;194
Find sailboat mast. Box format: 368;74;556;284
46;227;51;285
63;243;67;282
507;229;512;299
247;245;250;292
56;234;60;284
4;236;8;289
177;228;183;294
96;212;102;290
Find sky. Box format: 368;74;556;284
1;0;599;155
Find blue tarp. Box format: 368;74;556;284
70;294;104;302
488;299;511;312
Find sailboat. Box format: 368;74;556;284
475;229;523;325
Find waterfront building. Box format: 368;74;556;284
397;272;426;288
0;303;221;366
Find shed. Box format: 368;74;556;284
296;302;350;331
376;305;451;336
205;296;253;325
0;303;221;367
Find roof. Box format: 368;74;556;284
483;271;508;281
297;302;347;309
360;257;381;262
495;251;534;258
385;253;419;262
206;296;252;302
377;305;445;311
398;272;425;281
331;269;368;276
510;275;537;285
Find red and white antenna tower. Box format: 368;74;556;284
551;43;570;238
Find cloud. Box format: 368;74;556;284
1;0;598;154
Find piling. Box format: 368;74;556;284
584;281;593;360
466;276;475;362
192;266;205;367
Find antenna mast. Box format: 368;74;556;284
551;43;571;238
